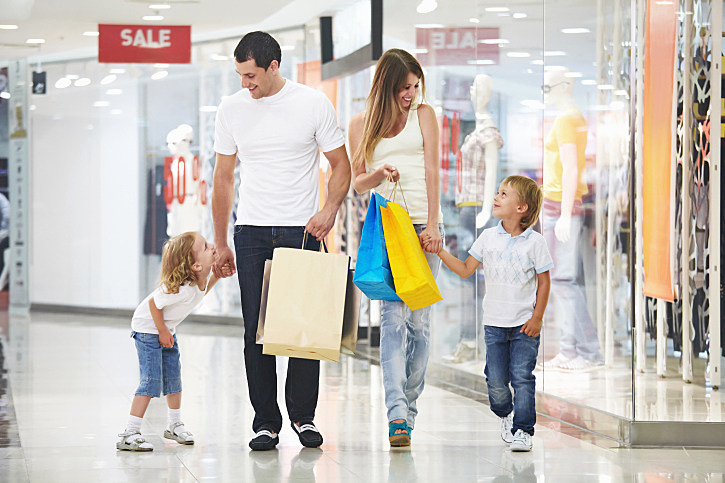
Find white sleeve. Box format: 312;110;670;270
314;94;346;153
213;102;238;155
534;236;554;273
468;231;487;262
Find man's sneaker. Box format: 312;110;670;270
560;355;605;372
542;353;572;370
499;412;514;444
116;430;153;452
442;340;476;363
163;421;194;445
249;429;279;451
291;420;323;448
510;429;532;452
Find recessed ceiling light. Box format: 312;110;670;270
100;74;117;85
74;78;91;87
614;89;629;96
142;15;164;21
26;38;46;44
544;51;566;57
564;72;583;78
0;92;10;100
414;24;445;28
55;78;72;89
409;48;429;54
479;39;510;45
280;45;295;51
561;28;590;34
530;60;544;65
106;89;123;95
109;68;126;74
469;18;480;24
151;71;168;80
467;60;495;65
506;52;531;58
485;7;509;12
597;84;614;90
211;54;229;61
149;4;171;8
0;25;19;30
513;12;527;19
416;0;438;14
581;79;597;85
83;31;99;37
65;74;79;80
154;63;169;68
93;101;110;107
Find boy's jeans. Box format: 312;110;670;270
380;223;443;430
484;325;540;436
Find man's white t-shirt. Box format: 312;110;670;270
469;221;553;328
131;283;206;334
213;79;346;226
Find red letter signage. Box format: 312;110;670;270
98;24;191;64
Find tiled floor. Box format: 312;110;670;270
1;311;725;482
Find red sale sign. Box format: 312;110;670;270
416;27;499;66
98;24;191;64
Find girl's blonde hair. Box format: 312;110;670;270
502;175;543;230
160;231;198;294
352;48;426;171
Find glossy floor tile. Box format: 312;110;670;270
0;310;724;482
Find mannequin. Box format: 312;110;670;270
541;68;603;371
165;124;204;236
445;75;503;364
457;74;504;228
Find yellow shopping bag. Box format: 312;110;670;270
379;192;442;311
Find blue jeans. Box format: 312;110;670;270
132;331;182;397
483;325;539;436
542;200;602;361
380;223;443;429
234;225;322;434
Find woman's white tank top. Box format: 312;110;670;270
369;107;443;224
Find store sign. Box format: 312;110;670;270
416;27;499;66
98;24;191;64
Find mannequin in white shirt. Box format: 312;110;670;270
166;124;203;237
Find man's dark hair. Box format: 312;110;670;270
234;31;281;70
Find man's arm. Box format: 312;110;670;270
211;152;237;278
306;145;351;240
555;143;578;242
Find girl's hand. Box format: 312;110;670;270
158;330;174;348
419;225;441;254
378;164;399;182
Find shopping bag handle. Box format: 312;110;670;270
302;230;328;252
382;174;410;213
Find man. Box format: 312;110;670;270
211;31;351;451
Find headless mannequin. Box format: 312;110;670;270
166;124;203;236
541;68;603;368
458;74;503;229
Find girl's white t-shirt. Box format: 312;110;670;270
213;79;346;226
131;283;206;334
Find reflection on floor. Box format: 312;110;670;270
1;310;725;482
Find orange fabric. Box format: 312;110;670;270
642;0;676;301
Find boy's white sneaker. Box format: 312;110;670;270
500;412;514;444
510;429;532;452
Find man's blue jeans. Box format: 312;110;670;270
483;325;539;436
234;225;321;434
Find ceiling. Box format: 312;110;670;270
0;0;344;61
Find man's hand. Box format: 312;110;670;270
420;225;442;254
213;245;236;278
520;316;542;337
554;215;572;243
306;208;336;241
158;330;174;348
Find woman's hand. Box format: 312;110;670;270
378;164;399;183
419;225;442;254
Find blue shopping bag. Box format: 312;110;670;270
353;192;401;301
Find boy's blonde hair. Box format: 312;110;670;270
160;231;198;294
502;175;543;230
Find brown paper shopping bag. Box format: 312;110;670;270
262;247;350;361
341;269;361;355
255;259;273;344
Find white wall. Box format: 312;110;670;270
30;64;141;309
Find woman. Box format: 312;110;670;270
348;48;443;447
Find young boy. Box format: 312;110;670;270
429;175;552;452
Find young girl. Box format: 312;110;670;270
116;231;220;451
348;49;443;447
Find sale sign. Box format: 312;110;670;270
98;24;191;64
416;27;499;66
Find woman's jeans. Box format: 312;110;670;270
380;223;443;429
484;325;540;436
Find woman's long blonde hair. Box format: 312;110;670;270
160;231;198;294
352;49;426;171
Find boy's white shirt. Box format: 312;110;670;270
131;283;206;334
468;221;553;328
